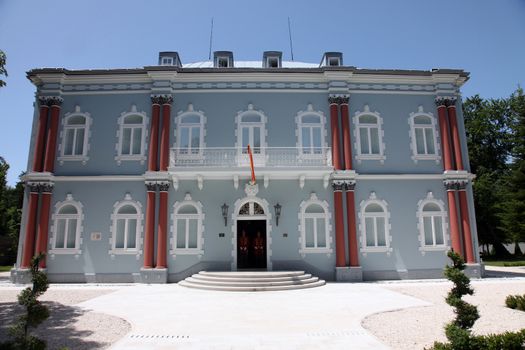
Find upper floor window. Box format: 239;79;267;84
115;105;148;165
236;104;267;161
50;194;83;255
299;193;332;256
110;194;143;256
353;105;385;163
359;192;392;255
175;104;206;156
417;192;448;254
296;104;326;157
162;57;173;65
409;106;440;163
58;105;92;164
171;194;204;255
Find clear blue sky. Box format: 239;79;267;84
1;0;524;186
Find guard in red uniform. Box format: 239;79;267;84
239;230;249;267
254;231;264;267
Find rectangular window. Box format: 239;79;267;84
75;129;85;155
423;217;433;245
305;218;315;248
127;219;137;249
56;219;66;248
188;219;198;248
122;128;131;155
66;219;77;248
434;217;444;245
360;128;369;154
425;128;435;154
132;129;142;155
116;219;125;249
376;217;386;246
415;128;425;154
64;129;75;155
365;217;375;246
177;220;186;248
316;218;326;248
370;128;380;154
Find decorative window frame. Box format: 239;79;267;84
170;193;205;257
58;105;92;165
234;104;268;166
298;192;333;257
417;191;449;255
408;106;441;164
358;192;393;255
295;104;328;160
49;194;83;257
353;105;386;163
114;105;149;165
108;193;143;259
174;103;207;160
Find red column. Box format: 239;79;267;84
340;100;353;170
159;101;172;171
156;184;169;268
458;190;475;263
329;99;342;170
447;103;464;170
436;101;453;171
345;189;359;267
32;103;49;172
333;184;346;267
35;190;52;268
21;189;39;268
143;184;156;268
43;103;61;172
446;186;462;256
148;102;160;171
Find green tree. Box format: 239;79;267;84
463;95;514;255
0;49;7;87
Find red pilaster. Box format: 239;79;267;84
333;187;345;267
35;191;52;268
159;103;171;171
21;191;39;268
148;103;160;171
32;104;49;172
329;101;342;170
340;101;353;170
345;190;359;266
143;186;156;268
458;190;475;263
43;104;61;172
156;186;169;268
437;103;453;171
447;104;464;170
446;190;462;256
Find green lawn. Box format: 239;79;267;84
0;266;13;272
483;259;525;267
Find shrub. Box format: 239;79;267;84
506;294;525;311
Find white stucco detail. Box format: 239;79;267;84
235;103;268;166
58;105;92;165
297;192;333;257
353;105;386;164
169;193;205;258
294;103;328;161
114;104;149;165
108;193;144;259
408;105;441;164
174;103;207;161
416;191;449;255
358;192;393;255
49;193;84;258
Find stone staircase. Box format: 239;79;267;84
178;271;325;291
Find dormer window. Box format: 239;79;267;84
161;57;173;65
158;51;182;67
213;51;234;68
328;57;340;66
321;52;343;67
218;57;229;68
263;51;282;68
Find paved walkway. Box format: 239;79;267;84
79;283;429;349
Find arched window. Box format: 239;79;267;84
417;192;448;254
59;106;92;164
236;104;267;156
296;104;326;157
359;192;392;254
176;104;206;156
50;194;83;255
353;105;385;163
115;105;148;164
171;194;204;255
110;194;143;256
409;106;440;163
299;193;332;255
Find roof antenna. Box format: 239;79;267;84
208;17;214;60
287;17;294;61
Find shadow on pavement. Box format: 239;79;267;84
0;300;106;350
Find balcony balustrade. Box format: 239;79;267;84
170;147;332;168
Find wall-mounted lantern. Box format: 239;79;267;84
274;203;282;226
221;203;229;226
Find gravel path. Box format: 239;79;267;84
0;287;131;350
362;279;525;349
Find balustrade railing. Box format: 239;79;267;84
170;147;332;168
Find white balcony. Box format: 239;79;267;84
170;147;332;169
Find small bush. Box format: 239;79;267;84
506;294;525;311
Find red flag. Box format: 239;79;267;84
247;144;256;184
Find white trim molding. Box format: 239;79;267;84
408;105;441;164
295;103;328;161
108;193;144;259
297;192;333;257
114;104;149;165
58;105;92;165
174;103;207;162
49;194;84;258
358;192;393;255
416;191;449;255
235;104;268;166
170;193;205;257
353;105;386;163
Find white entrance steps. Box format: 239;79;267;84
178;271;325;291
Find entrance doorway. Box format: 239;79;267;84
237;220;267;269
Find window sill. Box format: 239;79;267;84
419;245;449;255
412;155;441;164
170;249;204;255
360;246;393;255
356;155;386;163
115;155;147;165
299;248;333;254
58;156;89;165
49;249;82;255
109;249;141;255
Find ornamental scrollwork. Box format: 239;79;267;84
26;181;54;193
145;181;157;192
157;181;170;192
435;96;457;108
328;95;350;105
331;180;345;192
151;95;174;105
444;179;468;191
38;96;63;107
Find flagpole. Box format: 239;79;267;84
247;144;256;185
